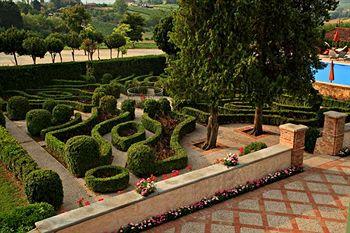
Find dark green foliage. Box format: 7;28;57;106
40;113;82;138
112;121;146;151
159;98;171;114
7;96;30;120
99;95;118;116
0;126;38;181
121;99;136;119
104;33;126;58
92;90;106;106
305;127;321;153
26;109;52;136
143;99;161;118
243;142;267;155
153;16;179;55
127;144;155;178
121;13;145;42
65;135;100;177
22;36;47;64
24;170;63;210
0;1;23;29
45;36;64;63
52;104;74;125
85;165;129;193
0;27;26;65
42;99;58;112
101;73;113;84
0;203;55;233
0;111;5;127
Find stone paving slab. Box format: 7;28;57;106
147;156;350;233
5;118;92;211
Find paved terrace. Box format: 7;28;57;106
148;155;350;233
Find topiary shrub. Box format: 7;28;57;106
243;142;268;155
99;95;118;116
159;98;171;114
112;121;146;151
305;127;320;153
83;74;96;84
52;104;74;125
127;144;156;178
121;99;136;119
92;91;106;106
143;99;161;118
101;73;113;84
0;202;55;233
7;96;30;120
65;135;100;177
24;170;63;210
42;99;58;113
26;109;52;136
85;165;129;193
0;111;5;127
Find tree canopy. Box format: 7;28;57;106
0;1;23;29
0;27;27;65
121;13;145;43
61;5;91;33
154;15;179;56
22;36;47;64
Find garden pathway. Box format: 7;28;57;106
148;155;350;233
5;118;92;212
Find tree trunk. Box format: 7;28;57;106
110;49;112;59
97;47;100;60
12;53;18;66
202;106;219;150
32;56;36;65
90;52;93;61
50;53;55;63
59;53;62;62
117;48;120;58
72;49;75;61
251;106;264;136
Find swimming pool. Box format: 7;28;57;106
315;62;350;86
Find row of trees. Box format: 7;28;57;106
165;0;338;150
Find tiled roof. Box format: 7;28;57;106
325;27;350;42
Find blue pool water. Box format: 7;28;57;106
315;63;350;86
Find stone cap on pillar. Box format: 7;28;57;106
279;123;308;132
324;111;348;119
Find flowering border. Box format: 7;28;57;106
117;166;303;232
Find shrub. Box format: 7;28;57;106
99;95;118;116
52;104;74;125
85;165;129;193
101;73;113;84
26;109;52;136
0;111;5;127
83;74;96;84
305;127;320;153
159;98;171;114
92;90;106;106
121;99;136;119
112;121;146;151
24;170;63;210
127;144;156;178
143;99;161;118
243;142;268;155
0;202;55;233
42;99;58;112
65;135;100;177
7;96;30;120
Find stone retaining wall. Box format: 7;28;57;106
313;82;350;100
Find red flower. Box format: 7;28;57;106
162;174;169;180
84;201;90;206
186;165;192;171
239;147;244;154
171;170;180;177
98;198;104;202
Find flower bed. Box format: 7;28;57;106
118;166;303;232
112;121;146;152
85;165;129;193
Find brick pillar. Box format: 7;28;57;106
279;123;308;167
315;111;347;156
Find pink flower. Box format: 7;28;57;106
84;201;90;206
98;198;104;202
186;165;192;171
162;174;169;180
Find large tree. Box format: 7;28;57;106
66;31;82;61
167;0;253;150
105;32;126;58
61;5;91;33
0;28;27;65
0;1;23;29
240;0;338;136
45;35;64;63
121;13;145;45
22;36;47;64
153;15;179;56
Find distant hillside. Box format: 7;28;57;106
339;0;350;9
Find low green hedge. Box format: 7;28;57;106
40;113;83;138
85;165;129;193
242;142;268;155
323;97;350;109
0;202;56;233
91;112;132;165
7;96;30;120
140;113;163;146
52;104;74;125
26;109;52;137
112;121;146;151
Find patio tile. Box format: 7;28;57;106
290;203;316;216
304;174;323;182
306;182;330;193
266;214;292;229
239;212;263;226
240;227;265;233
286;191;310;203
296;218;323;232
325;221;347;233
211;224;235;233
180;222;205;233
312;193;336;205
211;210;234;223
264;201;287;213
318;206;345;219
262;190;284;200
284;181;305;191
238;199;260;211
331;184;350;195
325;174;348;184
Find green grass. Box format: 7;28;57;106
91;19;116;36
0;164;27;213
127;4;178;21
339;0;350;8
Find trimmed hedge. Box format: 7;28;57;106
99;95;118;116
143;99;161;118
40;113;82;138
42;99;58;112
140;113;163;146
112;121;146;151
0;202;55;233
305;127;321;153
26;109;52;136
24;170;63;210
65;135;100;177
91;112;132;165
85;165;129;193
121;99;136;120
242;142;268;155
7;96;30;120
52;104;74;125
126;144;156;178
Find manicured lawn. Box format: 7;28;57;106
0;164;27;213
